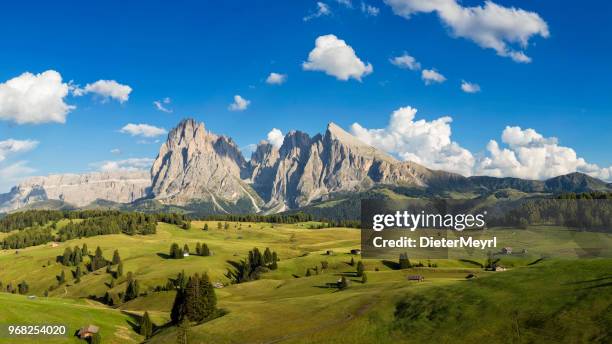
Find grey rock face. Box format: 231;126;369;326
0;171;151;213
151;119;442;212
150;118;263;212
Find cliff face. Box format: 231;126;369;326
150;119;263;212
0;171;151;213
148;120;454;212
265;123;433;209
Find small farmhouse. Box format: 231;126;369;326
501;247;513;254
350;249;361;255
77;325;99;339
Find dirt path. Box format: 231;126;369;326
263;295;380;344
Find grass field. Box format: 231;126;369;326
0;221;610;343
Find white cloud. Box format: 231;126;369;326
228;95;250;111
303;34;373;81
94;158;154;172
349;106;612;182
110;148;121;155
153;97;172;113
384;0;549;63
461;80;481;93
475;126;612;181
351;106;475;176
120;123;167;137
304;2;331;21
75;79;132;103
266;73;288;85
361;2;380;16
267;128;285;149
390;53;421;70
421;69;446;84
337;0;352;7
0;139;39;162
0;70;75;124
0;161;36;192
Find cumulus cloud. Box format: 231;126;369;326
475;126;612;181
228;95;250;111
110;148;121;155
0;139;39;162
304;2;331;21
267;128;285;149
74;79;132;103
461;80;481;93
0;161;36;191
94;158;154;172
384;0;549;63
120;123;167;137
349;106;612;181
361;2;380;16
336;0;352;7
266;73;287;85
0;70;75;124
303;34;373;81
390;53;421;70
421;69;446;84
153;97;172;113
351;106;475;176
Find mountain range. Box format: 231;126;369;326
1;119;610;215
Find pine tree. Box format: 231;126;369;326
195;243;202;256
338;276;349;290
75;266;82;279
81;243;88;256
117;262;124;277
170;243;183;259
73;247;82;265
356;261;365;277
399;253;411;269
349;257;355;266
91;246;107;271
124;279;140;301
202;244;210;257
18;281;29;294
361;272;368;284
263;248;272;265
305;268;312;277
270;252;278;270
58;270;65;285
183;244;190;255
140;311;153;339
62;247;73;266
112;250;121;265
203;223;209;231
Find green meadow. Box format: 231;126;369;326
0;221;610;343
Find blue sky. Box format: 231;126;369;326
0;0;611;191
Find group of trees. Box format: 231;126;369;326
1;210;191;250
203;212;313;224
170;272;218;324
225;247;278;283
1;226;54;249
0;281;29;294
489;198;612;230
169;242;211;259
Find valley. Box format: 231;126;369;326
0;219;610;343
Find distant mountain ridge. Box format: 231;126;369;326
1;119;610;214
0;171;151;213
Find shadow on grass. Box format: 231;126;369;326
156;253;173;259
382;260;399;270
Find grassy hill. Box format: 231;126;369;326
0;221;610;343
0;293;142;343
